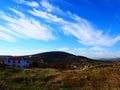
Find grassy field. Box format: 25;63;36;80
0;64;120;90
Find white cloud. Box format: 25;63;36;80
0;8;54;41
25;1;39;7
2;0;120;47
90;46;105;51
29;8;65;23
0;26;24;39
62;15;120;46
40;0;53;12
13;0;39;7
74;48;87;52
57;47;69;51
0;31;16;42
9;7;24;17
28;0;120;47
40;0;61;12
73;46;105;54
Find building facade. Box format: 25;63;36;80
4;57;29;68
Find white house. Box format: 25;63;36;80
4;57;29;68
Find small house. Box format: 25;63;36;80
4;57;29;68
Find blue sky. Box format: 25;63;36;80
0;0;120;59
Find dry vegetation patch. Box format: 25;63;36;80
0;65;120;90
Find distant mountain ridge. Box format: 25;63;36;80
0;55;12;60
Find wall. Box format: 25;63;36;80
4;60;29;68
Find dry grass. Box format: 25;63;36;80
0;64;120;90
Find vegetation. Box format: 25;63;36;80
0;51;120;89
0;51;114;69
0;63;120;90
24;51;111;69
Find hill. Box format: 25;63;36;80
23;51;110;69
0;51;114;69
25;51;75;63
0;55;12;60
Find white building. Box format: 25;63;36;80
4;57;29;68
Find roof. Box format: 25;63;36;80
8;57;24;60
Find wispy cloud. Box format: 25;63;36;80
28;0;120;47
89;46;105;51
0;25;23;39
73;46;106;55
1;0;120;47
57;47;69;51
0;8;54;42
74;48;87;52
0;31;16;42
29;8;65;23
40;0;61;12
62;14;120;47
25;1;39;7
13;0;39;7
40;0;54;12
9;7;24;17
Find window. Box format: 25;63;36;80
8;60;10;63
18;60;20;63
13;60;15;63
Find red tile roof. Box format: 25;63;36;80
8;57;24;60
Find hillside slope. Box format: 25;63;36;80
0;51;113;69
23;51;109;69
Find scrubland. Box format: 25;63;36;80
0;64;120;90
